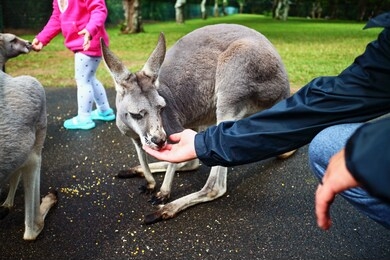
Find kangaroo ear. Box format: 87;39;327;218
142;32;166;80
100;38;132;94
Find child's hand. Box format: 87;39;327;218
78;29;91;51
31;38;43;52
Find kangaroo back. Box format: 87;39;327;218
159;24;289;129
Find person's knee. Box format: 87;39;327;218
75;74;95;87
308;130;329;180
309;123;363;180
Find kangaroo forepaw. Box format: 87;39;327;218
148;195;168;205
0;206;10;220
47;189;59;200
138;184;155;195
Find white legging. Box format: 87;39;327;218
74;52;110;119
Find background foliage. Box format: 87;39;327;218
1;0;389;31
6;14;381;91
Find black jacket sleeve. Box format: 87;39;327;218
195;26;390;167
345;117;390;202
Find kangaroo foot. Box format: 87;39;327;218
143;211;164;225
143;203;178;225
117;166;144;179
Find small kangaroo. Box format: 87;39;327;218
0;33;57;240
101;24;293;224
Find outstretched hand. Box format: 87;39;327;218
143;129;198;163
315;148;360;230
78;29;91;51
31;38;43;52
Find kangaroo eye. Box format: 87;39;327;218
129;112;143;120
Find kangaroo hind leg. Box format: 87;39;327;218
22;152;57;241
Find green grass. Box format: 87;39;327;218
6;14;382;91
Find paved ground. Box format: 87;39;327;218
1;87;389;259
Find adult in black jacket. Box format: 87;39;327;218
144;13;390;230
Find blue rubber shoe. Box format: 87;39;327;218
63;116;95;130
91;108;116;121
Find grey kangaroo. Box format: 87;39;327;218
0;33;57;240
101;24;293;224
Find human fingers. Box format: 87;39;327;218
143;144;173;161
143;129;197;163
168;132;182;143
32;38;39;45
31;38;43;51
78;29;91;50
315;183;334;230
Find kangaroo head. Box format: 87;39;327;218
101;34;168;150
0;33;32;61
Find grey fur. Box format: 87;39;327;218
0;33;57;240
101;24;291;224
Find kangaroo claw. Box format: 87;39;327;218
143;212;163;225
148;195;168;205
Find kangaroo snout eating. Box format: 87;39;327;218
151;136;167;150
26;41;33;52
146;134;167;150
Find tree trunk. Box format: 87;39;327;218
238;2;244;14
175;0;186;24
213;0;219;17
0;1;4;33
357;0;367;21
329;0;338;19
222;0;227;16
272;0;278;18
274;0;282;19
311;1;322;19
121;0;143;34
200;0;207;20
281;0;289;21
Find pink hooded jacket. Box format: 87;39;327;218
36;0;109;57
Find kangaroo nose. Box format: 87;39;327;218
151;137;166;149
26;42;32;50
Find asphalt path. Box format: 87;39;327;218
1;87;389;259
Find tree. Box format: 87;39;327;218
273;0;290;21
0;2;3;32
213;0;219;17
310;1;322;19
213;0;227;17
175;0;186;24
237;0;245;14
200;0;207;19
121;0;143;34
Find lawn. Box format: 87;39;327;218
6;14;382;92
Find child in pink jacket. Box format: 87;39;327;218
32;0;115;130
